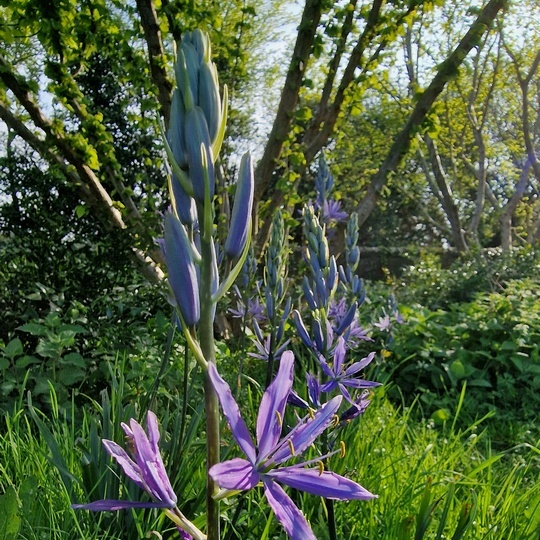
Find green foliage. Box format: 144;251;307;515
398;247;540;309
0;254;174;413
332;391;540;539
0;487;20;540
386;278;540;435
1;311;87;411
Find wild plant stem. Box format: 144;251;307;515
322;394;338;540
327;498;337;540
179;344;190;446
264;332;276;388
200;233;220;540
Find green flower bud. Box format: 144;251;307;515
224;152;254;259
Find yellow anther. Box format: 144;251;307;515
331;414;340;428
340;440;346;458
124;436;135;454
308;408;315;420
287;439;295;456
317;461;324;476
275;410;283;427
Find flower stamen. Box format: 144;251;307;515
287;439;295;456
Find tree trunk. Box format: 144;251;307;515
424;136;468;251
355;0;507;228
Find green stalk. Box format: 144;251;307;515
199;230;220;540
264;331;276;389
322;428;338;540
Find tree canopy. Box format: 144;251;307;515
4;0;538;286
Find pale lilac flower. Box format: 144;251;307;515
319;337;380;403
72;411;177;511
248;335;290;362
374;315;391;332
208;352;375;540
229;288;266;323
344;319;372;345
228;300;247;319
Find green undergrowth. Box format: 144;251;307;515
1;383;539;539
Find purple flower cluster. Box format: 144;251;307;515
208;351;376;540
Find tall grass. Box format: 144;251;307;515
1;381;539;539
332;388;540;540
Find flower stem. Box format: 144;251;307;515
327;497;337;540
200;231;220;540
322;399;338;540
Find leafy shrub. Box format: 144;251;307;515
384;278;540;430
397;247;540;310
0;276;178;413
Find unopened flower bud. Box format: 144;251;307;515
224;152;253;259
293;310;312;349
164;212;200;326
198;61;221;143
312;318;326;352
168;90;188;168
170;173;196;225
302;277;318;311
185;106;215;203
335;302;357;336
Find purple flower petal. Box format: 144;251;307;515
319;357;335;379
144;460;177;506
207;363;257;463
341;379;381;389
144;414;177;504
344;352;376;376
146;411;161;450
287;390;310;410
320;379;338;393
333;338;346;374
271;468;377;500
257;351;294;459
306;372;320;408
209;457;259;490
130;418;155;465
102;440;144;490
271;396;342;465
177;527;194;540
75;412;179;512
263;479;316;540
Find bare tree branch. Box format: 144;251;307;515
355;0;508;229
0;100;165;281
0;55;165;280
253;0;324;208
136;0;173;127
424;136;468;250
317;0;358;115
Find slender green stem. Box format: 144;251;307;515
264;331;276;389
327;497;337;540
179;344;190;447
322;368;338;540
199;231;220;540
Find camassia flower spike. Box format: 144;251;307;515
72;411;206;540
208;352;376;540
